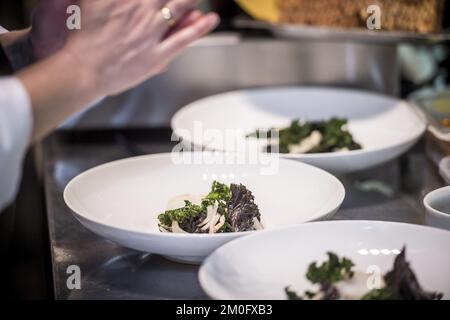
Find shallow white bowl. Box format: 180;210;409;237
199;220;450;299
64;152;345;263
424;186;450;231
172;87;426;174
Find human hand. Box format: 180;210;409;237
64;0;219;96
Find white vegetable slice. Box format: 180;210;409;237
288;130;322;154
201;213;221;232
171;221;188;234
213;215;226;233
159;224;171;233
335;147;350;152
198;202;218;227
159;226;170;233
253;217;264;230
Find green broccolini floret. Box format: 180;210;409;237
284;287;303;300
361;288;398;300
202;181;231;205
286;252;355;300
157;200;204;226
201;181;231;216
306;252;354;284
158;181;232;228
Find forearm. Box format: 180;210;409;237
16;50;100;141
0;28;33;71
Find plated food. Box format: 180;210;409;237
64;152;345;263
247;118;361;154
234;0;450;45
172;87;426;173
236;0;445;33
199;221;450;299
278;0;444;34
285;248;442;300
158;181;263;234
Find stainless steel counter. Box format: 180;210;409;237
42;129;444;300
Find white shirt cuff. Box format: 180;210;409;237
0;77;32;210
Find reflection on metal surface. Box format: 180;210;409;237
67;253;206;300
53;247;74;264
354;180;395;198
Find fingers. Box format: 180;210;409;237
154;63;169;75
158;12;219;61
153;0;198;36
162;10;203;39
150;0;171;10
137;10;208;78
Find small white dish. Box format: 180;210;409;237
424;186;450;231
172;87;426;174
64;152;345;264
439;157;450;184
199;220;450;299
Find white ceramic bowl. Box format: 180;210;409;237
64;152;345;264
199;220;450;299
172;87;426;174
424;186;450;231
439;157;450;184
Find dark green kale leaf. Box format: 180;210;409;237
285;287;303;300
361;288;398;300
202;181;231;216
216;221;233;233
157;200;206;233
308;118;361;153
249;118;361;154
226;184;261;232
203;181;231;203
363;247;443;300
318;281;340;300
247;120;313;154
384;247;443;300
306;252;354;284
285;252;352;300
277;120;313;153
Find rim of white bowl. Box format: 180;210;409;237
424;186;450;219
64;152;346;239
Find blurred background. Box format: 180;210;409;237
0;0;243;30
1;0;449;129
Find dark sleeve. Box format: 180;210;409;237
0;45;14;76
